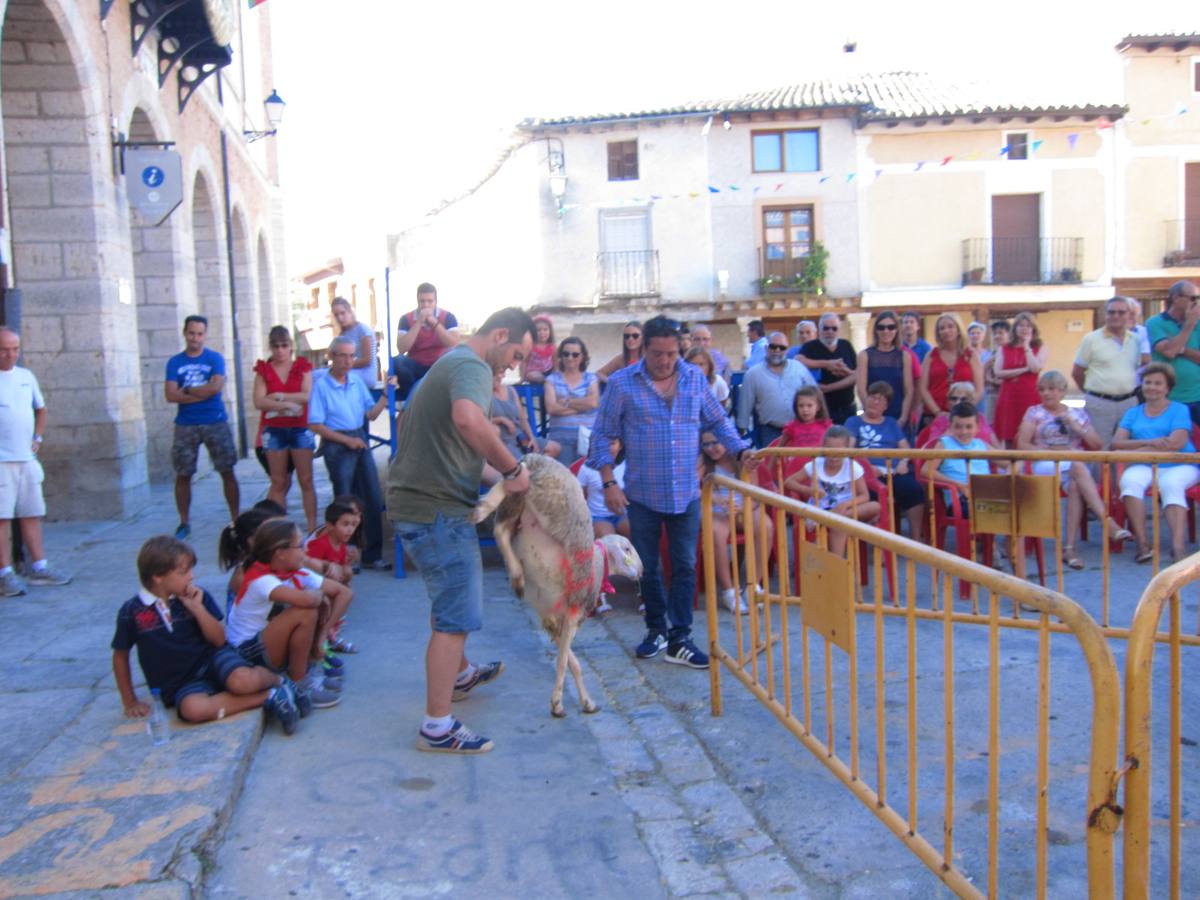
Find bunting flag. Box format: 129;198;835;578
752;186;761;194
999;145;1011;156
941;156;953;166
846;173;856;182
247;0;268;6
874;168;883;177
1175;102;1189;116
774;183;784;191
819;176;831;183
1097;117;1113;129
728;185;740;191
707;185;720;193
1031;139;1043;153
1067;133;1080;149
914;161;925;171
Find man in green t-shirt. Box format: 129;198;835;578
387;307;533;754
1148;280;1200;425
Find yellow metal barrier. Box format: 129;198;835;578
756;445;1200;645
702;473;1122;898
1122;553;1200;899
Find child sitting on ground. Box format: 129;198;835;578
112;535;299;734
785;426;880;558
226;519;353;714
306;499;357;586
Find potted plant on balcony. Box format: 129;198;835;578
963;267;986;285
1059;267;1081;283
795;240;829;295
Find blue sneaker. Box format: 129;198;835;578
665;638;709;669
452;661;504;701
174;522;191;541
416;718;493;754
323;654;345;673
267;680;299;734
635;631;667;659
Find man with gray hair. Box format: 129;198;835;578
0;327;70;596
796;313;857;423
737;330;816;446
1148;280;1200;424
1072;297;1142;446
691;324;730;380
309;336;389;567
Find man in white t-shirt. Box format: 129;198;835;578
0;328;71;596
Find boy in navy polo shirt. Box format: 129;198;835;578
111;536;300;733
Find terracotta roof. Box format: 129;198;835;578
519;71;1123;129
1116;33;1200;52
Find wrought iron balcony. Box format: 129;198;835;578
596;250;661;298
961;237;1083;286
1163;219;1200;267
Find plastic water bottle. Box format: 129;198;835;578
147;688;170;746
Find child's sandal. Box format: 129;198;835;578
1063;547;1084;571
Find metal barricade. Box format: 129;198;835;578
1123;554;1200;898
702;473;1122;898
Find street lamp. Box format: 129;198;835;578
244;89;286;143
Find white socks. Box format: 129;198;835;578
454;664;476;687
422;714;453;736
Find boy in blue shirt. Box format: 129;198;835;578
931;402;991;517
112;536;299;734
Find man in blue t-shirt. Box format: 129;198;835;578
164;316;239;539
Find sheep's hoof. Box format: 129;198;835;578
551;701;566;718
581;700;599;714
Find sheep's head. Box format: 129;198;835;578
598;534;642;581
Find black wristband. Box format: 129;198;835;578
502;461;523;480
602;480;618;489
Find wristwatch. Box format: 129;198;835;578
502;461;524;481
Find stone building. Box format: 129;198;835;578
0;0;288;519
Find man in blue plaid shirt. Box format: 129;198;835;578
587;316;757;668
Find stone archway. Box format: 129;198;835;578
1;0;149;517
257;230;276;335
229;205;258;416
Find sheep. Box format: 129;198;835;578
473;453;642;717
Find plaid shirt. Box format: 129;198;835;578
588;359;748;514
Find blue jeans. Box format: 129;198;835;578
392;513;483;633
628;498;701;642
322;430;383;564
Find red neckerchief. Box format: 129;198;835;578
235;561;303;605
596;540;615;595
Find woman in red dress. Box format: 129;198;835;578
918;313;983;419
252;326;316;533
992;312;1047;446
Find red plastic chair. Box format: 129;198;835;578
913;447;1044;598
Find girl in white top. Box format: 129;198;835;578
226;519;353;703
577;439;630;539
784;426;880;558
699;431;774;614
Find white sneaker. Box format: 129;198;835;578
720;588;748;614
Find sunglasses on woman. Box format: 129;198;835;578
560;350;581;358
875;324;897;331
623;333;641;340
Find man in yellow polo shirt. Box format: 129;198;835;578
1072;297;1142;446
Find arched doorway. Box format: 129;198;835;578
1;0;150;517
190;170;235;426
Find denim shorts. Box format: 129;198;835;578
592;513;626;528
172;645;251;717
392;513;483;633
234;632;280;671
265;426;316;452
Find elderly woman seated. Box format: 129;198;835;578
1112;362;1200;563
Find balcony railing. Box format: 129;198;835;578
961;237;1083;286
1163;219;1200;267
596;250;660;298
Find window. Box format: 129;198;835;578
761;206;814;280
607;140;638;181
752;129;820;173
1005;132;1029;160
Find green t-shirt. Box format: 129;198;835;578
1148;312;1200;403
386;345;493;523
